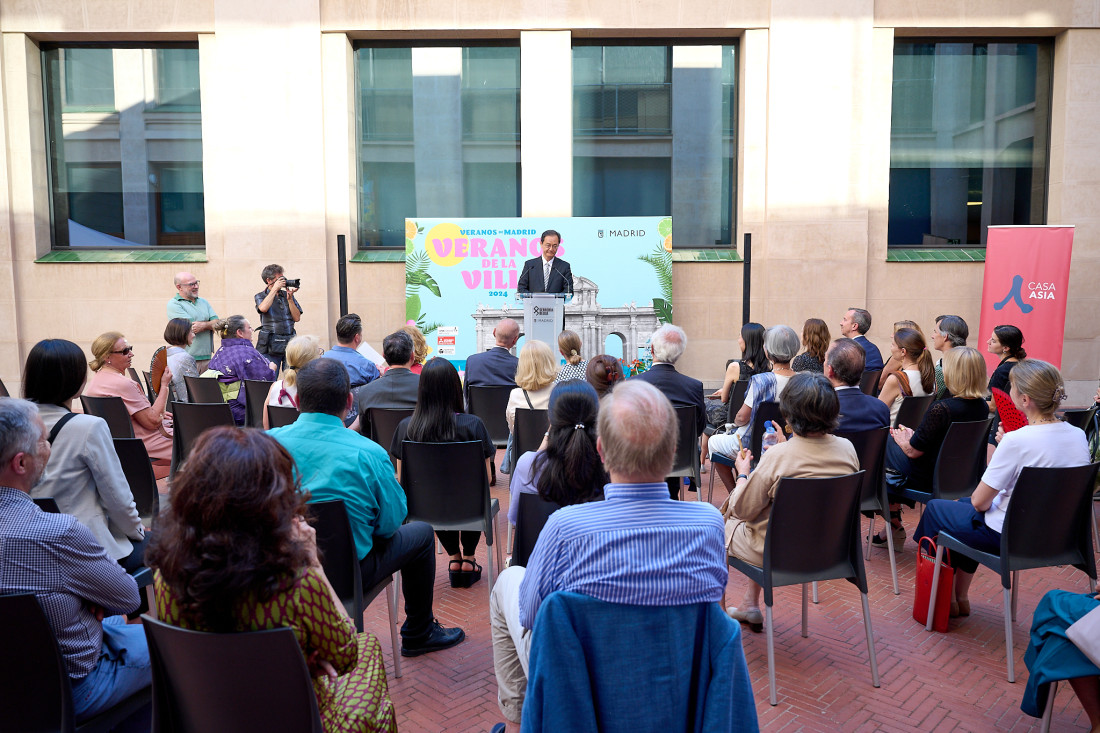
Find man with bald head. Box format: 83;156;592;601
463;317;520;410
487;380;727;727
166;271;221;370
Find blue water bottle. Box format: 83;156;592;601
761;422;778;453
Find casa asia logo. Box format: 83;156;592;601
993;274;1058;314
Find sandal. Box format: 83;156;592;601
447;559;463;586
450;559;483;589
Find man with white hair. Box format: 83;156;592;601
0;398;149;723
487;380;727;729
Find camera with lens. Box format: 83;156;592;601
283;278;301;289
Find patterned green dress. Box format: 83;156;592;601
154;567;397;732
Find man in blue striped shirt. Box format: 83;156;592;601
489;380;727;726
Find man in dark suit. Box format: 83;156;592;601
517;230;573;295
826;338;890;433
634;324;706;498
463;318;520;409
356;330;420;437
839;307;883;372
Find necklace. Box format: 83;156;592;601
1029;416;1059;425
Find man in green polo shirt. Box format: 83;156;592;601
166;271;221;370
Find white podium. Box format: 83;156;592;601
518;292;570;350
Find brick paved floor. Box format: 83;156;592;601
354;450;1098;732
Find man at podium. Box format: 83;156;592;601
517;230;573;295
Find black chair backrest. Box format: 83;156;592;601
366;408;415;452
930;418;992;500
184;375;225;404
1000;463;1100;583
761;472;866;605
33;497;61;513
0;593;75;732
727;380;750;418
127;368;143;388
668;405;700;479
0;377;8;397
242;379;273;428
836;428;890;513
143;616;323;733
171;402;235;472
401;441;491;531
309;500;363;626
468;385;514;447
267;405;300;428
511;492;560;568
1062;405;1098;432
513;408;549;466
80;395;135;439
142;370;156;402
859;370;881;396
113;437;160;524
749;400;787;461
894;394;934;429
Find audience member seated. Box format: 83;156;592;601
931;315;968;399
913;359;1089;618
839;307;883;372
1022;589;1100;727
489;380;727;728
163;318;200;403
264;334;322;428
792;318;829;373
877;327;934;427
986;324;1027;455
877;346;989;547
720;373;859;631
148;427;397;732
85;330;174;461
584;354;624;398
463;317;519;410
355;330;420;435
553;330;587;383
324;313;381;427
269;358;464;657
825;338;890;433
711;324;799;449
24;339;148;572
876;320;925;390
207;315;276;426
503;341;557;474
390;358;495;588
400;323;429;375
701;322;769;469
0;398;148;723
507;380;607;527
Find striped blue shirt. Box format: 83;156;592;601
518;482;727;629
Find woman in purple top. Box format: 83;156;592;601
207;315;276;425
508;380;607;526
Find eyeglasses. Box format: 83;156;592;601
181;280;199;287
111;347;134;356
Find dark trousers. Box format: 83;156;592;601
913;498;1001;574
360;521;436;640
437;530;481;557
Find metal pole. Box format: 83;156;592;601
337;234;349;317
742;232;751;325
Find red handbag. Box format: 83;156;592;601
914;536;954;632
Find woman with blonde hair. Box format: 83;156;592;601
554;329;588;383
207;315;276;426
502;340;557;473
878;319;928;390
400;324;429;374
877;327;935;427
264;334;322;428
792;318;830;373
913;358;1089;616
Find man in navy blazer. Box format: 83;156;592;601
463;318;520;410
356;330;420;437
839;307;883;372
517;230;573;295
826;338;890;433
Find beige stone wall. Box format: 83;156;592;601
1;0;1098;401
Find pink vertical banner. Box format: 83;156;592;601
978;225;1074;370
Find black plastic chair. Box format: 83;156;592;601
927;463;1100;683
837;428;898;595
467;385;514;448
309;500;402;678
127;368;143;389
727;379;750;418
667;405;701;500
727;471;878;706
894;394;933;429
113;437;160;527
894;418;992;507
749;400;787;467
142;616;323;733
170;401;234;476
32;496;62;513
142;370;156;402
1062;405;1098;435
184;375;225;404
366;407;415;453
267;404;301;428
0;376;8;397
510;492;560;568
400;440;502;602
511;407;549;471
0;593;151;733
242;379;273;428
859;370;881;396
80;395;135;439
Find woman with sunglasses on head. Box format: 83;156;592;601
207;315;278;426
85;331;174;461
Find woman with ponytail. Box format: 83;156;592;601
264;334;322;428
877;327;935;427
554;330;588;383
206;315;276;425
507;380;607;527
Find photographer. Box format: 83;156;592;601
254;264;303;371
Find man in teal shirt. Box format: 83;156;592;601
268;358;465;657
166;271;220;369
